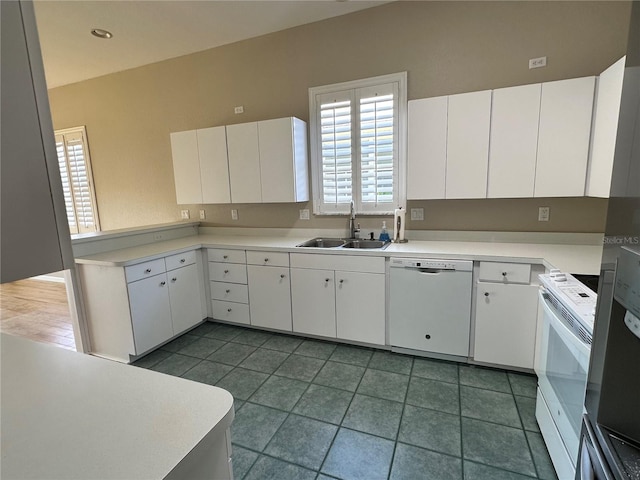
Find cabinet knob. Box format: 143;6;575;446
425;334;431;339
160;281;166;286
264;258;269;263
227;308;232;313
145;268;151;273
180;258;186;263
325;278;330;283
339;279;344;284
280;274;285;279
171;277;177;282
502;272;507;276
223;255;228;259
484;292;489;297
225;289;230;294
224;269;229;274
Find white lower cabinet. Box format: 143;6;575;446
291;268;337;338
167;263;204;335
128;273;174;355
247;265;292;331
208;248;250;325
335;271;386;346
474;282;539;369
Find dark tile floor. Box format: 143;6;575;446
133;320;558;480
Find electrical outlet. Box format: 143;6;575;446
529;56;547;69
410;208;424;221
299;209;310;220
234;106;244;114
199;209;206;220
231;209;238;220
538;206;550;222
180;209;190;220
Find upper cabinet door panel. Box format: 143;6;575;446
407;96;447;199
535;76;596;197
170;130;202;204
197;126;231;204
488;84;541;198
258;118;296;203
227;122;262;203
587;56;626;198
446;90;492;199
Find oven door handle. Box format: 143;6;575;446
539;290;591;361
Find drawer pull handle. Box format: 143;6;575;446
484;292;489;297
160;281;166;286
180;259;186;263
145;268;151;273
325;278;330;283
224;269;229;274
280;274;285;279
264;258;269;263
223;255;228;259
171;277;177;282
502;272;507;276
225;289;231;293
227;308;232;312
425;334;431;339
339;279;344;284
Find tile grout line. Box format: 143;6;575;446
507;373;542;479
385;355;414;480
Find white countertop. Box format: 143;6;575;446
0;334;234;480
74;233;603;274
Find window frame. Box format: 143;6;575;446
54;126;100;234
309;72;407;215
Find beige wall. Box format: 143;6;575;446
48;1;631;233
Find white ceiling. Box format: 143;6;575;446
34;0;389;88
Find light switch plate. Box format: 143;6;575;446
180;209;190;219
538;206;550;222
199;209;206;220
410;208;424;221
231;209;238;220
299;209;310;220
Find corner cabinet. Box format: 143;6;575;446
78;249;207;363
473;262;539;369
290;254;386;346
171;117;308;205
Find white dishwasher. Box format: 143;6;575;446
389;257;473;358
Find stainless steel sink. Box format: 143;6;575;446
342;239;390;249
296;238;347;248
296;237;389;250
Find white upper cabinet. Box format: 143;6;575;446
258;117;309;203
407;96;448;199
446;90;492;199
488;84;541;198
227;122;262;204
170;126;230;204
535;76;596;197
587;56;626;198
198;127;231;204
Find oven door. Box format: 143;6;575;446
536;290;592;465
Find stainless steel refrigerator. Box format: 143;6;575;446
579;3;640;479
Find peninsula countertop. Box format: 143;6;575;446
0;334;235;480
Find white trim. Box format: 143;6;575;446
309;72;407;216
31;274;66;283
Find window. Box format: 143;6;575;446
309;72;407;215
54;126;100;234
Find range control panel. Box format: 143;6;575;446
540;270;597;332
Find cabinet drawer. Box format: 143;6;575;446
211;281;249;304
125;258;166;283
165;250;197;271
246;250;289;267
478;261;531;284
212;300;250;325
209;262;247;284
207;248;246;264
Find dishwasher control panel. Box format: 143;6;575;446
390;258;473;272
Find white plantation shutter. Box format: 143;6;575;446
55;127;99;234
310;73;406;215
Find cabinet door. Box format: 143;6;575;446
535;76;596;197
170;130;203;204
197;126;231;204
586;57;626;198
168;264;204;335
488;84;541;198
247;265;292;331
474;282;539;369
226;122;262;203
290;268;336;338
407;96;447;199
446;90;491;199
335;271;385;345
258;118;297;203
128;274;173;355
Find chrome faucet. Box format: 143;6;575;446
348;200;359;239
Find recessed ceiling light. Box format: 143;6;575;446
91;29;113;39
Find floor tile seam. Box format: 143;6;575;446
250;373;315;414
410;373;460;385
177;357;206;378
395;439;464;463
385;357;415;480
237;348;294;376
351;390;405;406
460;414;532;432
243;448;321;476
521;427;542;479
457;358;465;480
463;458;539;479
